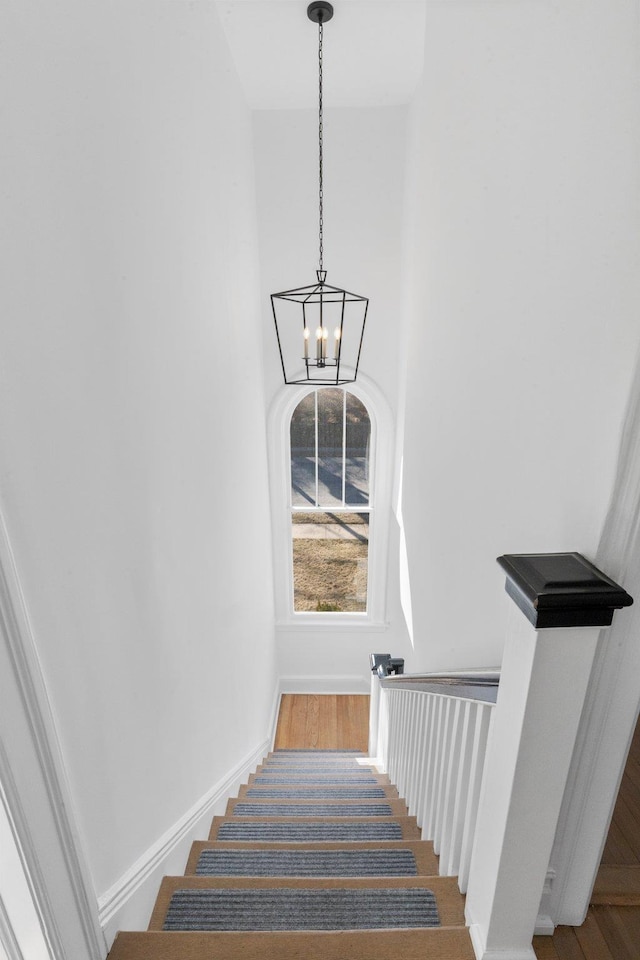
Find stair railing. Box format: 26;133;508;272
370;553;633;960
370;671;496;892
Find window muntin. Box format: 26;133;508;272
290;388;371;613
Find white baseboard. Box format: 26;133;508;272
97;675;371;941
468;923;536;960
278;675;370;695
97;737;270;946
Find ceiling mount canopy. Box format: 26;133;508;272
270;1;368;386
307;1;334;24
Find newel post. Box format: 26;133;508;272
368;655;383;759
465;553;632;960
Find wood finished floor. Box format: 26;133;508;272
274;694;370;752
533;712;640;960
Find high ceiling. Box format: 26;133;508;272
215;1;427;110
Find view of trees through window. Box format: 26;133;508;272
290;388;371;612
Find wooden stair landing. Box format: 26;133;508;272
106;750;474;960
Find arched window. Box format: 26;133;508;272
268;375;392;629
290;388;371;613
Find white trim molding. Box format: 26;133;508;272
0;510;105;960
267;374;395;629
0;888;26;960
0;752;58;960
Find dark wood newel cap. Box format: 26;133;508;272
497;552;633;629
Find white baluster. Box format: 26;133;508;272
415;695;433;828
398;690;414;798
424;696;445;840
386;689;398;782
458;702;493;893
395;690;408;793
433;697;456;854
439;698;465;872
443;699;474;877
406;693;426;814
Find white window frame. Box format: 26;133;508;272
267;374;393;630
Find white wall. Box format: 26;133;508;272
0;0;277;935
254;106;414;687
400;0;640;670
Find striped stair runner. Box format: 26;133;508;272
106;749;474;960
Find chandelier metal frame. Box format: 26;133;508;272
270;1;369;386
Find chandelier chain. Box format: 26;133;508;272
318;19;324;273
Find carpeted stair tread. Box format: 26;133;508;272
149;876;465;931
185;840;439;875
192;848;420;877
105;744;474;960
238;784;398;799
258;766;378;775
108;927;476;960
162;886;440;931
258;765;375;771
254;768;382;780
250;772;389;783
226;798;408;817
209;815;421;841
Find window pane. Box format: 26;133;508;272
317;388;344;507
292;512;369;612
345;393;370;506
290;393;316;507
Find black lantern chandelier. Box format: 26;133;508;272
271;1;368;385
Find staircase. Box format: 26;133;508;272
106;750;474;959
